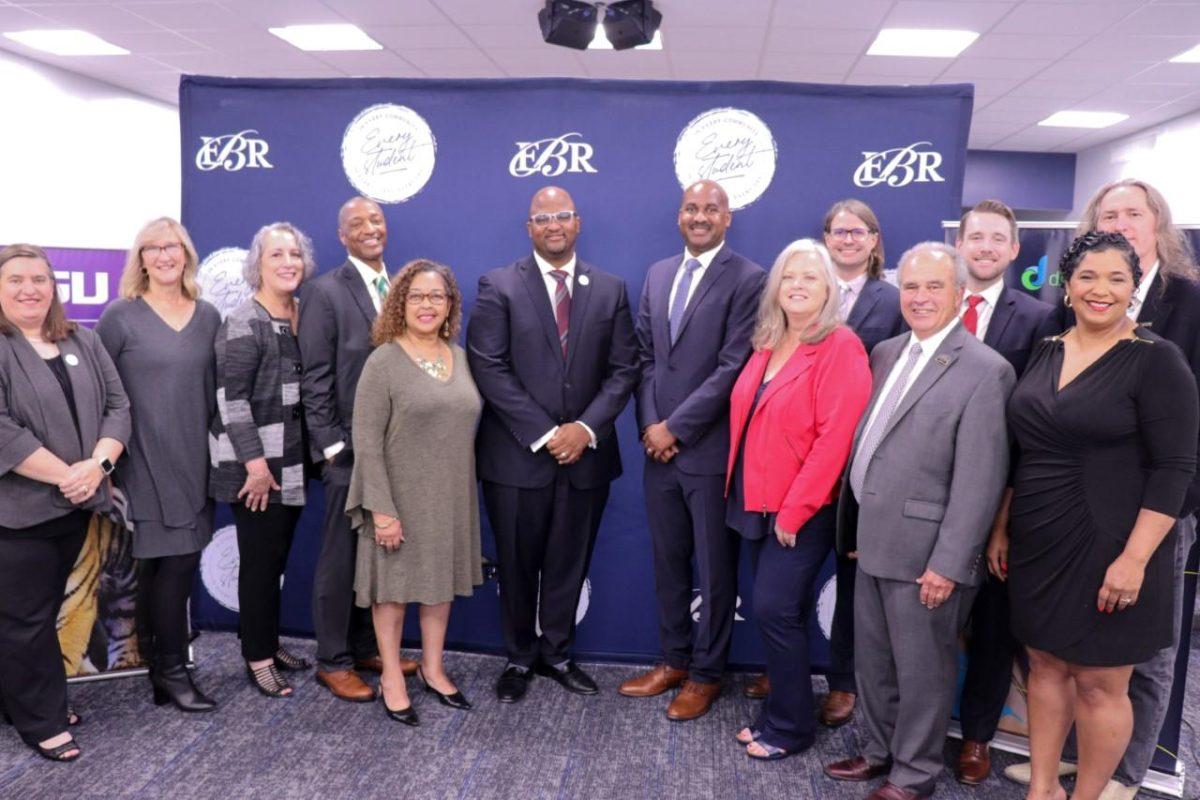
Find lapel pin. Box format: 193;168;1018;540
935;355;950;366
64;353;80;367
578;274;589;286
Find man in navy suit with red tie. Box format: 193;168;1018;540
619;179;765;721
467;187;638;704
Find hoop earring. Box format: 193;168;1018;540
1063;294;1071;307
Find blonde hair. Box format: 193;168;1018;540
1076;179;1197;280
119;217;201;300
752;239;842;350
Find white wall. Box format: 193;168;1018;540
0;50;179;250
1072;108;1200;224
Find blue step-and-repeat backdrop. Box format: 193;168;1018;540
180;75;973;668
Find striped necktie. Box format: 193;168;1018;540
549;269;571;358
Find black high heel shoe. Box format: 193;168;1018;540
273;647;311;672
151;655;217;712
381;695;419;726
417;666;471;710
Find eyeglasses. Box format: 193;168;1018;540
827;228;874;242
141;243;184;258
405;291;448;306
529;211;578;227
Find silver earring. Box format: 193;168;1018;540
1063;295;1071;307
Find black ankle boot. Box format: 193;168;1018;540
151;655;217;712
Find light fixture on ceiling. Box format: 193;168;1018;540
866;28;979;58
1038;110;1129;129
1169;43;1200;63
3;29;129;56
540;0;662;51
268;23;381;52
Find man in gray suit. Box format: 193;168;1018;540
823;242;1015;800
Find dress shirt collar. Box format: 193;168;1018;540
906;317;960;356
963;278;1005;311
838;272;869;296
534;251;577;278
1130;260;1160;320
682;241;724;271
348;254;388;287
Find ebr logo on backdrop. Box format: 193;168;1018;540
341;103;437;204
673;107;777;210
853;141;945;188
509;133;598;177
195;130;273;172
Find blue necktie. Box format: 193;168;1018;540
669;258;702;344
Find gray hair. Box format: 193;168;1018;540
896;241;968;287
752;238;843;350
242;222;317;290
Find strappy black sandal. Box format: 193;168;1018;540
246;662;293;698
273;647;311;672
34;736;81;762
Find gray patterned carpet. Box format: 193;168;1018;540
1;631;1196;800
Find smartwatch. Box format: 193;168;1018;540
96;457;115;476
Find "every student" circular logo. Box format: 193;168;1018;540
674;107;777;210
341;103;437;204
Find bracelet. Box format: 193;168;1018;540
374;518;396;529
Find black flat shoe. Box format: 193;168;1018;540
417;667;471;710
534;660;599;695
34;736;81;763
496;665;533;703
382;697;419;726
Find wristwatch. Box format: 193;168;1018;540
96;456;115;476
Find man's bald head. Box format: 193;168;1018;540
526;186;580;267
337;196;388;270
678;180;732;255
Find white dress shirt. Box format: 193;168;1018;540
668;241;723;313
856;319;961;446
1129;260;1160;321
837;272;869;320
529;251;596;453
324;255;390;461
959;279;1005;341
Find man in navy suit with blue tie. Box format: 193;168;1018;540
619;179;765;721
952;199;1060;785
468;187;638;704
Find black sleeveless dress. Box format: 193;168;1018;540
1006;329;1197;666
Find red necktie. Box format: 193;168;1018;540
963;294;984;337
549;270;571;357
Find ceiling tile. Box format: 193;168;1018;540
853;54;954;78
369;25;474;50
662;25;765;51
765;27;873;54
756;64;849;83
992;126;1089;151
653;0;773;26
459;23;548;48
1126;61;1200;85
962;32;1089;59
770;0;893;30
320;0;447;26
582;51;672;79
104;30;212;55
118;2;245;31
881;1;1017;31
1004;78;1112;99
992;3;1138;36
311;49;424;77
1120;3;1200;36
1082;34;1200;61
400;46;503;77
950;76;1021;98
0;5;55;28
844;73;936;86
485;48;586;77
670;50;759;80
1034;58;1156;83
939;57;1052;81
230;0;346;27
761;50;858;74
18;4;164;32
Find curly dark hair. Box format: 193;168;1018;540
371;258;462;346
1060;231;1142;287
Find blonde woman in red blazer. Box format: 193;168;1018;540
725;238;872;760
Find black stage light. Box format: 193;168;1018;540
602;0;662;50
539;0;600;50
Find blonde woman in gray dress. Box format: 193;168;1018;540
347;259;483;726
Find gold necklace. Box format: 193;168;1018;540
404;337;447;380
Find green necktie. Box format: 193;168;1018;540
375;275;389;300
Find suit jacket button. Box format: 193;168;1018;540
564;382;572;390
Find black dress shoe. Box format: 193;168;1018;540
496;666;533;703
382;697;419;726
534;660;599;695
418;667;472;710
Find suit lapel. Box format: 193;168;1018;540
564;260;593;369
339;261;377;327
983;287;1016;349
519;257;565;361
847;279;882;329
880;325;966;441
652;259;674;355
58;336;96;448
1139;273;1170;330
9;335;80;454
851;337;904;451
672;245;730;349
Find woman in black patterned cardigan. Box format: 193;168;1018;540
210;222;315;697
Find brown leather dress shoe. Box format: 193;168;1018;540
823;755;892;782
866;781;932;800
743;673;770;699
666;680;720;721
956;740;991;785
618;664;688;697
819;689;856;727
354;656;419;676
316;669;376;702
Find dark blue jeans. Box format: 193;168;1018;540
751;504;836;751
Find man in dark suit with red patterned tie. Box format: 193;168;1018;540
467;186;638;704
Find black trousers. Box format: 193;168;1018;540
0;512;88;745
959;573;1018;742
232;503;301;662
826;552;858;693
312;468;378;671
136;552;201;661
482;473;609;668
643;460;739;682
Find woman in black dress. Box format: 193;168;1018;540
998;232;1198;800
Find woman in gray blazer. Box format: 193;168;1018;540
0;244;130;762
